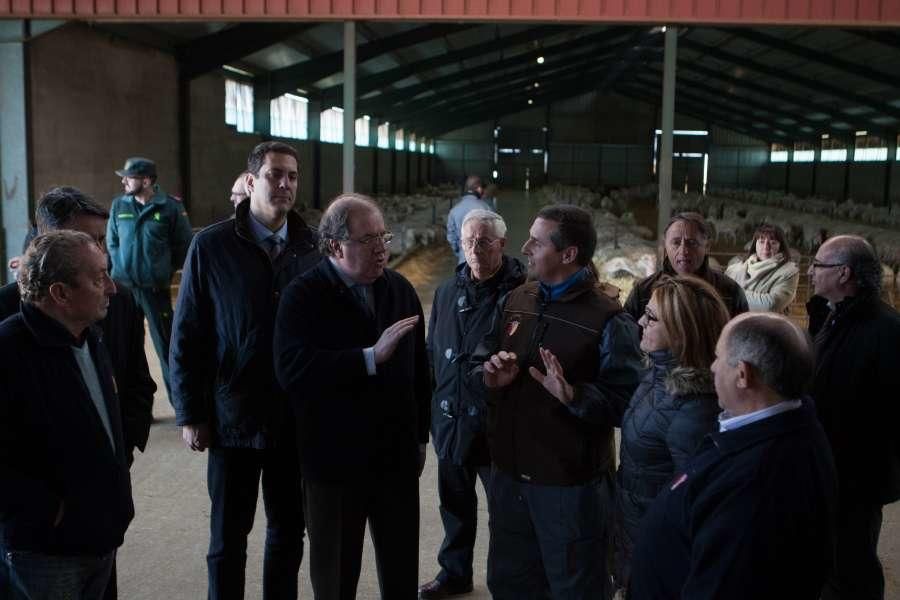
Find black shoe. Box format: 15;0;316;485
418;578;474;599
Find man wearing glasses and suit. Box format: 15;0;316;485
807;235;900;600
274;193;430;600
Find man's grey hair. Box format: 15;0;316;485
17;230;96;304
724;313;814;400
829;235;882;296
318;193;382;256
461;209;507;239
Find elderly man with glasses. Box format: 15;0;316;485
419;209;526;599
274;193;430;600
807;235;900;600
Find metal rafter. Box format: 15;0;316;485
844;29;900;51
269;24;474;97
680;36;900;122
315;25;576;107
714;28;900;89
176;23;319;79
358;29;638;116
673;60;885;140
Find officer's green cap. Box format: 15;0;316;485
115;157;157;178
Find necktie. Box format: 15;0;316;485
265;234;283;261
353;284;374;317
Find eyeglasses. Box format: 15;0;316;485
347;232;394;246
461;237;500;250
643;307;659;324
810;260;844;270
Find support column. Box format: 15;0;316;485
389;123;398;194
370;118;380;194
308;100;322;209
884;133;896;207
785;144;793;194
253;73;272;138
0;21;32;285
811;139;821;196
342;21;356;193
843;136;855;202
656;26;677;245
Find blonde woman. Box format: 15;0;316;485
614;275;730;591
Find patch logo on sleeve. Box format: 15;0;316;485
506;319;519;337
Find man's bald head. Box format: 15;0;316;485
819;235;882;296
722;312;813;400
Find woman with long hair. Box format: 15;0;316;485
614;275;730;592
725;223;800;313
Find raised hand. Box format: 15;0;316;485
374;315;420;365
529;347;574;405
483;351;520;389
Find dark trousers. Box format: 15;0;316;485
487;466;614;600
207;445;305;600
101;557;116;600
303;472;420;600
130;287;172;399
1;547;113;600
435;461;491;585
821;497;884;600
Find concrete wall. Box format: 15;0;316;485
26;24;432;232
29;23;180;210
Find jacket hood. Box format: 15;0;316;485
665;366;715;397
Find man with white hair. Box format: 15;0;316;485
419;210;525;599
629;312;837;599
807;235;900;600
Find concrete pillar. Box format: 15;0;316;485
657;26;677;245
0;21;32;285
342;21;356;193
884;133;896;207
307;100;322;209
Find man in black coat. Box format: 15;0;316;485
624;212;748;320
0;231;134;600
274;193;430;600
0;187;155;600
170;142;320;600
0;187;156;467
807;235;900;600
419;209;525;599
630;313;837;600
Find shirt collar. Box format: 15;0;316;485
248;211;288;245
539;267;587;302
328;257;365;290
718;399;802;432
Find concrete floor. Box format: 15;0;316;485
117;191;900;599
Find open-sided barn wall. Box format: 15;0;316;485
707;128;768;191
29;23;180;210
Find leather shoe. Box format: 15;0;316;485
418;578;474;599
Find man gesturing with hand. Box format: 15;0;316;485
482;205;643;600
275;193;430;600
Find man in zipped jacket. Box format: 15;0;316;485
0;231;134;599
482;204;643;600
419;209;525;599
170;142;320;600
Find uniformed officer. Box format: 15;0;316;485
107;157;192;401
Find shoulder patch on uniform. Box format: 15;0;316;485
118;212;135;219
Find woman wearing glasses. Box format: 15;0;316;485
614;275;730;594
725;223;800;314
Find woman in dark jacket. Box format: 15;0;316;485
614;274;731;591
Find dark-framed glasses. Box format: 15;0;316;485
643;307;659;323
461;237;500;250
349;231;393;246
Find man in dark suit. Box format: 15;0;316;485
0;231;134;600
274;193;430;600
0;187;155;600
170;141;319;600
629;313;837;599
807;235;900;600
